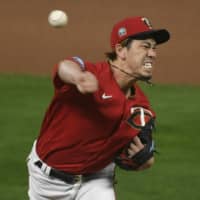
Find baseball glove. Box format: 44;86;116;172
114;118;155;170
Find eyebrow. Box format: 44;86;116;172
142;41;157;47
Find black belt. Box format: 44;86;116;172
34;160;81;184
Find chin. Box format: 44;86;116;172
139;75;152;82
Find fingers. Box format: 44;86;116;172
128;136;144;158
133;136;144;149
76;72;99;93
127;143;139;158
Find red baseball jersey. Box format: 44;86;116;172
36;57;155;174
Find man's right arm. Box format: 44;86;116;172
58;60;99;94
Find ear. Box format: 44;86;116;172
115;44;126;60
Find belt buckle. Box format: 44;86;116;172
74;175;81;182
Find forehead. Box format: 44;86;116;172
134;38;157;46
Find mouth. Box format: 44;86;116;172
143;62;153;69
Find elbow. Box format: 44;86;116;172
136;157;155;171
145;157;155;168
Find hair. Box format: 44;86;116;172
105;37;134;61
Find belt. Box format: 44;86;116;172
34;160;81;184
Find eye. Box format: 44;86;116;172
142;44;150;49
142;43;157;50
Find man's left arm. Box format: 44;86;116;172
115;119;156;171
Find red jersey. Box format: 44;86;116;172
36;57;155;174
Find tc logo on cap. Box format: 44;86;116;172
141;17;153;29
118;27;127;37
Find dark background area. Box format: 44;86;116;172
0;0;199;84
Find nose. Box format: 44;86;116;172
148;48;157;58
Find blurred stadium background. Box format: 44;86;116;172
0;0;200;199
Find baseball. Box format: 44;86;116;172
48;10;68;27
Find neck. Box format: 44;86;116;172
111;63;135;78
108;60;136;93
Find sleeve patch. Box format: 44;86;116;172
72;56;85;69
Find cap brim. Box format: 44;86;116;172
131;29;170;44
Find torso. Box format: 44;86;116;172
36;58;154;174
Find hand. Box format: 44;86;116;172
127;136;144;158
75;71;99;94
115;118;155;171
58;60;99;94
127;136;154;170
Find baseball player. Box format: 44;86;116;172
27;16;170;200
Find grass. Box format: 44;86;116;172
0;74;52;200
0;74;200;200
116;83;200;200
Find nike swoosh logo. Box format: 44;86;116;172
102;93;112;99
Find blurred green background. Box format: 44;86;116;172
0;74;200;199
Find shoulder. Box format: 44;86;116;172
132;84;156;117
134;84;150;106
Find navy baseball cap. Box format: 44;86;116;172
111;16;170;49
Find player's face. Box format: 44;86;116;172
125;39;157;81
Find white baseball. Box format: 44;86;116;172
48;10;68;27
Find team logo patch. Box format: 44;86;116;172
127;107;154;129
118;27;127;37
141;17;153;29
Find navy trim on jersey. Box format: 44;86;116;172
72;56;85;69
